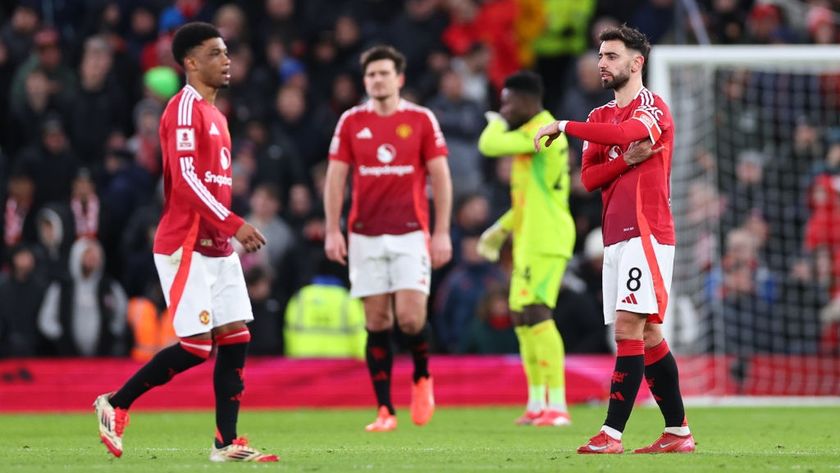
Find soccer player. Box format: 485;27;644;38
93;23;278;462
475;71;575;427
534;25;695;454
324;45;452;432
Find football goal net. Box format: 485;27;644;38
648;45;840;400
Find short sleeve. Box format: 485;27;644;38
329;110;353;163
421;108;448;161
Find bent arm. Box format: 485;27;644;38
478;120;535;157
564;119;650;147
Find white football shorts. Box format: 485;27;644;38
154;248;253;337
348;231;431;298
602;235;674;325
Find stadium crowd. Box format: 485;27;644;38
0;0;838;360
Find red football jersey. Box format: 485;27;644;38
580;87;675;246
153;85;244;257
328;99;448;236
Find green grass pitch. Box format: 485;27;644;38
1;405;838;472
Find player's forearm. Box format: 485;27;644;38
428;158;452;234
478;120;533;157
580;155;630;192
324;162;348;233
172;185;244;236
564;120;649;146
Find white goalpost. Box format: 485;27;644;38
649;45;840;402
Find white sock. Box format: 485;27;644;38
527;385;545;413
601;425;622;440
664;426;691;436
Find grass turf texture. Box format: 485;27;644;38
1;406;838;472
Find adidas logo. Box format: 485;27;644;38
621;293;638;304
209;122;220;135
356;127;372;139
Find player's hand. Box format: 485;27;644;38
324;229;347;266
476;221;510;262
534;121;563;151
430;231;452;269
234;223;267;253
623;139;662;166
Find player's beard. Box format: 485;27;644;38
602;69;630;91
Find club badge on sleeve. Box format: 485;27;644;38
177;128;196;151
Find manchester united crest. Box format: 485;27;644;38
396;123;412;139
199;310;210;325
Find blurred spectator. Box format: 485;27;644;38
554;270;610;354
0;3;39;69
125;283;176;362
532;0;596;110
284;258;366;359
450;42;491;107
237;182;296;276
68;35;128;166
459;286;518;353
214;3;249;44
17;116;80;208
557;51;613;157
3;170;37;249
776;256;827;355
10;28;76;116
246;266;284;356
0;244;49;357
804;142;840;300
127;99;163;177
745;4;798;44
8;68;66;154
225;43;274;136
629;0;674;44
706;228;779;356
427;69;485;197
703;0;748;44
118;196;161;298
124;5;158;65
442;0;520;92
385;0;448;82
433;232;508;353
37;237;128;356
158;0;215;34
449;192;491;264
34;203;74;282
271;85;329;170
807;6;836;45
69;169;101;240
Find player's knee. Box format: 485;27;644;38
365;310;392;331
643;324;663;348
179;337;213;360
613;312;645;341
396;315;424;335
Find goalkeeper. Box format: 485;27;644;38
476;71;575;426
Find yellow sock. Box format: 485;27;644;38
530;319;567;411
515;326;545;412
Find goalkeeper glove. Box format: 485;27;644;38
476;221;510;262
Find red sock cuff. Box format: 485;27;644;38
215;328;251;346
180;338;212;359
644;339;670;366
616;339;645;357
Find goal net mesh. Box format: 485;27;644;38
650;46;840;397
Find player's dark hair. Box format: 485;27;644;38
171;22;222;67
599;24;651;64
503;71;544;100
360;45;406;75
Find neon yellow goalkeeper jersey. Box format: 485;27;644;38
478;110;575;257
